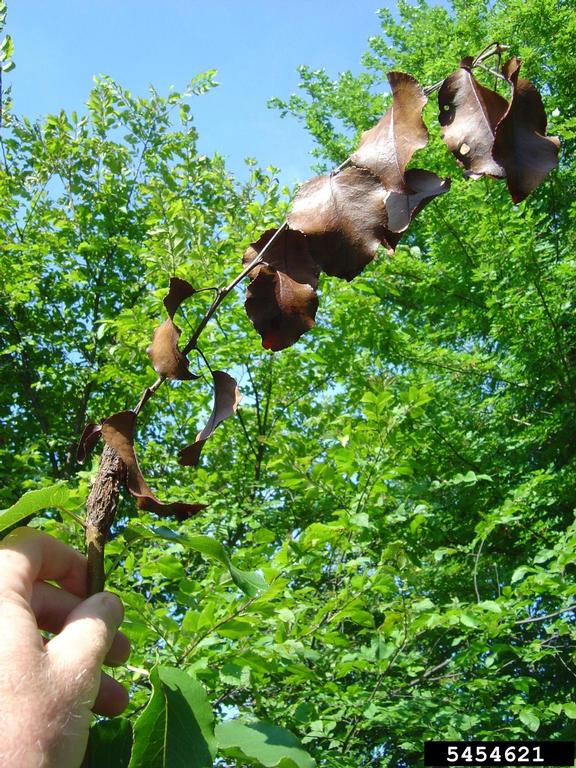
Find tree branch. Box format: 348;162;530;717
85;444;125;595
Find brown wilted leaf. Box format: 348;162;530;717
163;276;196;319
438;58;508;179
243;228;319;350
383;169;451;247
244;228;320;288
102;410;205;520
351;71;428;192
77;422;102;463
179;371;241;466
287;167;389;281
245;265;318;351
147;319;197;380
493;57;560;203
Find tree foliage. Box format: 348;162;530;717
1;0;576;766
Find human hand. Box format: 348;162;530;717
0;527;130;768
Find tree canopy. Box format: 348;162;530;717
1;0;575;765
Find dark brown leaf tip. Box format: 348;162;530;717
179;370;241;466
243;228;319;350
77;422;102;463
351;71;428;192
163;277;196;320
492;57;560;203
101;410;205;521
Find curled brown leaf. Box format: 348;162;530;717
147;319;197;380
243;229;319;350
351;71;428;192
383;169;451;247
163;276;196;319
243;228;320;289
287;167;389;281
179;371;241;466
245;265;318;351
438;59;508;178
101;410;205;520
493;57;560;203
77;422;102;463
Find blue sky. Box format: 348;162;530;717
5;1;394;185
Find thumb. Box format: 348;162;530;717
48;592;124;680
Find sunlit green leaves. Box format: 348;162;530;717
126;524;267;596
0;2;13;73
129;666;216;768
215;720;316;768
0;32;13;72
85;719;133;768
0;483;85;532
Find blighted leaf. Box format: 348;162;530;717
102;410;205;521
438;58;508;178
384;169;451;247
493;57;560;203
129;666;216;768
179;371;240;466
243;229;320;351
163;276;196;320
288;167;388;281
351;71;428;192
146;319;197;380
244;228;320;290
77;422;102;463
244;265;319;351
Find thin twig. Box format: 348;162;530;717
471;42;509;68
516;604;576;626
475;63;508;83
133;376;166;416
473;537;486;603
182;223;287;356
423;42;509;96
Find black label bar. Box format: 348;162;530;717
424;741;575;766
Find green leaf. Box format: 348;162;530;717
563;702;576;719
459;613;479;628
478;600;502;613
129;666;216;768
84;718;133;768
519;708;540;732
0;32;12;56
412;598;435;612
215;720;316;768
128;525;267;597
0;483;77;533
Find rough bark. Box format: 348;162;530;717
85;444;125;595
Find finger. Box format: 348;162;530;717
92;671;130;718
0;527;87;601
31;582;131;665
106;628;131;667
48;592;124;679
